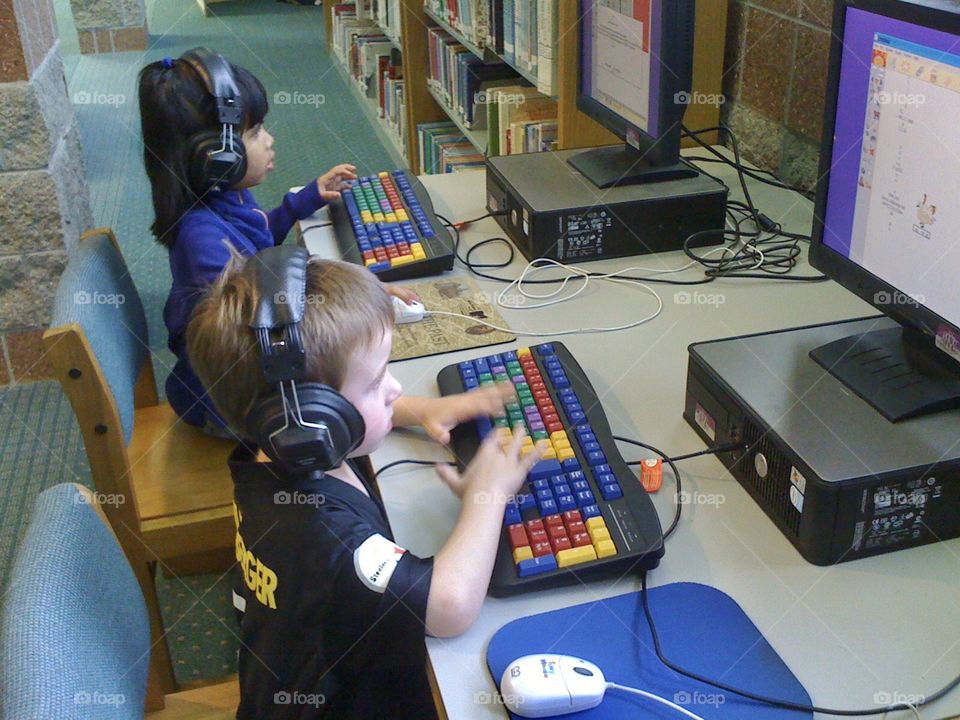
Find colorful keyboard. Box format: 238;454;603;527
328;169;454;281
437;342;665;596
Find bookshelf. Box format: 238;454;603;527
425;83;488;155
324;1;728;174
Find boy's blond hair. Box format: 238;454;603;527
187;248;394;438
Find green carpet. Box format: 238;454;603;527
1;0;397;685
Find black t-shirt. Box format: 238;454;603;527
229;444;437;719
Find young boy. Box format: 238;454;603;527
187;250;548;719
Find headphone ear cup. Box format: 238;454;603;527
247;383;365;474
188;130;247;194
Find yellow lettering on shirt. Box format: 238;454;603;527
234;508;278;610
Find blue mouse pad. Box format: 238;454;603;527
487;583;812;719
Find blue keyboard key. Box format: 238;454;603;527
553;483;571;497
458;361;472;371
503;350;518;362
517;493;535;512
571;480;590;493
553;376;571;389
531;478;549;492
535;488;554;503
369;262;392;273
538;343;555;355
581;504;601;519
476;417;493;438
561;458;581;473
566;470;586;484
488;354;503;364
518;555;558;577
595;463;612;476
574;424;593;438
600;483;623;501
596;472;616;487
463;377;479;389
557;494;577;512
578;432;597;445
564;403;583;415
548;474;567;489
460;366;476;378
538;498;558;515
568;410;587;424
576;490;596;507
504;503;521;525
587;450;607;466
528;459;563;481
582;441;601;454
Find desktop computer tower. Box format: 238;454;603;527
683;316;960;565
485;149;729;263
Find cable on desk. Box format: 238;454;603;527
638;572;955;717
613;436;684;541
299;221;333;234
374;458;449;480
621;440;745;465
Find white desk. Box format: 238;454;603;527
302;154;960;720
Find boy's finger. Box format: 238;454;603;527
508;426;527;458
520;440;550;472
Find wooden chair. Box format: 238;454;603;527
0;483;239;719
42;228;237;704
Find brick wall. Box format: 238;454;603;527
721;0;834;191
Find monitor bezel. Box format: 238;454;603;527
810;0;960;351
575;0;694;167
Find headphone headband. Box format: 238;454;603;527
180;47;243;126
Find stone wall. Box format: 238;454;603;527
0;0;93;385
721;0;833;192
70;0;148;54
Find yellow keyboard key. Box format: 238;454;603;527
390;255;415;266
594;539;617;558
364;259;377;267
549;430;568;444
539;447;558;460
379;171;389;178
361;211;373;223
588;525;611;543
557;447;576;461
585;517;606;533
556;545;597;568
385;213;397;223
373;213;384;222
552;438;572;452
512;546;533;563
517;347;531;357
395;210;409;221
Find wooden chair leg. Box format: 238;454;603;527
134;558;177;707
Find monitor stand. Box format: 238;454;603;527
808;325;960;422
567;143;698;189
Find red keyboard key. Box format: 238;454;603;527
571;531;592;547
542;412;560;426
508;524;528;550
532;541;554;557
525;519;544;533
562;510;582;526
546;421;564;434
550;535;572;552
566;521;586;537
544;514;564;527
547;524;567;540
528;528;548;545
530;381;546;393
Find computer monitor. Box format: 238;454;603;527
810;0;960;422
569;0;698;189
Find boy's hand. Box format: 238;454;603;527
436;427;548;500
421;383;515;445
316;164;358;202
384;283;421;304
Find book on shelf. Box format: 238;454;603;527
417;122;470;174
440;141;484;172
485;85;556;156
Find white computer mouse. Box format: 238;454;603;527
392;296;425;324
499;654;606;717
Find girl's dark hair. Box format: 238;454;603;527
138;55;269;246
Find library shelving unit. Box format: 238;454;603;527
324;1;728;174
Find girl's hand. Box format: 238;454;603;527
384;283;421;304
316;164;358;202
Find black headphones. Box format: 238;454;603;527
180;47;248;195
246;246;366;478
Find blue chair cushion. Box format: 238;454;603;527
0;484;150;719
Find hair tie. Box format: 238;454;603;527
161;56;175;69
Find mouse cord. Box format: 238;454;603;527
605;682;708;720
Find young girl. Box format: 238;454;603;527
138;49;415;435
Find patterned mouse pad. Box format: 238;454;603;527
389;276;516;362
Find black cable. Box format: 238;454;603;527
639;572;960;716
612;436;684;540
374;458;447;479
623;440;744;465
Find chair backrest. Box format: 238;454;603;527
0;483;150;719
47;228;151;445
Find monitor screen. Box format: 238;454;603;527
820;7;960;330
570;0;694;188
580;0;662;138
